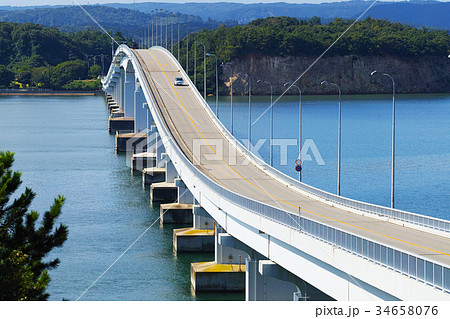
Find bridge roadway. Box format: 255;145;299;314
134;47;450;266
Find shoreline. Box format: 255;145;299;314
0;91;104;96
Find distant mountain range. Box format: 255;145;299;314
0;1;448;33
0;6;236;40
104;1;450;29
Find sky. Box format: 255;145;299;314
0;0;447;7
0;0;434;7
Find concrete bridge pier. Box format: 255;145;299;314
150;156;178;205
193;205;215;230
129;89;157;171
141;127;165;185
245;259;334;301
115;131;147;153
190;227;250;293
123;70;135;119
109;66;134;134
160;178;194;225
134;82;149;133
172;204;216;254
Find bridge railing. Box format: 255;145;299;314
159;45;450;234
274;173;450;234
113;45;450;295
199;165;450;294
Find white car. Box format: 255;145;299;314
174;77;185;86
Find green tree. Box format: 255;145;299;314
88;64;102;79
0;151;68;301
16;66;32;86
0;65;14;88
63;79;101;91
31;66;53;88
51;59;86;88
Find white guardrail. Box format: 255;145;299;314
145;49;450;235
106;45;450;294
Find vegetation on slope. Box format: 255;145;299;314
0;22;134;90
172;16;450;95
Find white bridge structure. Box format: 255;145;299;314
102;45;450;301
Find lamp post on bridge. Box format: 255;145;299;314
239;73;252;150
284;81;302;182
221;62;233;135
321;80;341;196
171;13;174;53
178;22;182;62
186;32;189;76
206;53;218;117
160;9;163;47
257;79;274;166
151;10;154;47
371;70;396;209
165;11;169;49
194;35;197;87
196;41;207;100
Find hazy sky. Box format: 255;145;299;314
0;0;448;7
0;0;403;7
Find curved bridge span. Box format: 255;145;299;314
103;45;450;300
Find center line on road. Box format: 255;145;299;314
144;48;450;259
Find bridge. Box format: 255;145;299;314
102;45;450;301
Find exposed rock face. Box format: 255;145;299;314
221;54;450;95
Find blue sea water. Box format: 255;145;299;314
0;93;448;300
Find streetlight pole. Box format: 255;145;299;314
151;11;154;47
171;14;174;53
160;10;163;47
196;41;207;99
221;62;233;134
247;76;252;151
230;66;233;135
186;32;189;75
243;74;252;150
194;36;197;87
164;11;169;50
321;80;341;196
155;9;160;46
257;79;274;166
371;70;395;208
151;10;154;47
284;82;302;182
206;53;218;117
178;21;181;62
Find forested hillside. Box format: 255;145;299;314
0;5;237;41
0;22;134;90
173;16;450;95
177;16;449;62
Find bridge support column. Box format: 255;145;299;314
150;155;178;205
134;83;149;133
193;205;215;230
164;155;178;183
124;72;135;118
115;132;146;153
172;204;216;254
141;127;166;186
245;259;333;301
119;67;125;110
190;226;249;293
109;118;135;134
160;179;193;224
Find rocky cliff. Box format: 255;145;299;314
221;54;450;95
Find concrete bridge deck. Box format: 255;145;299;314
133;48;450;267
